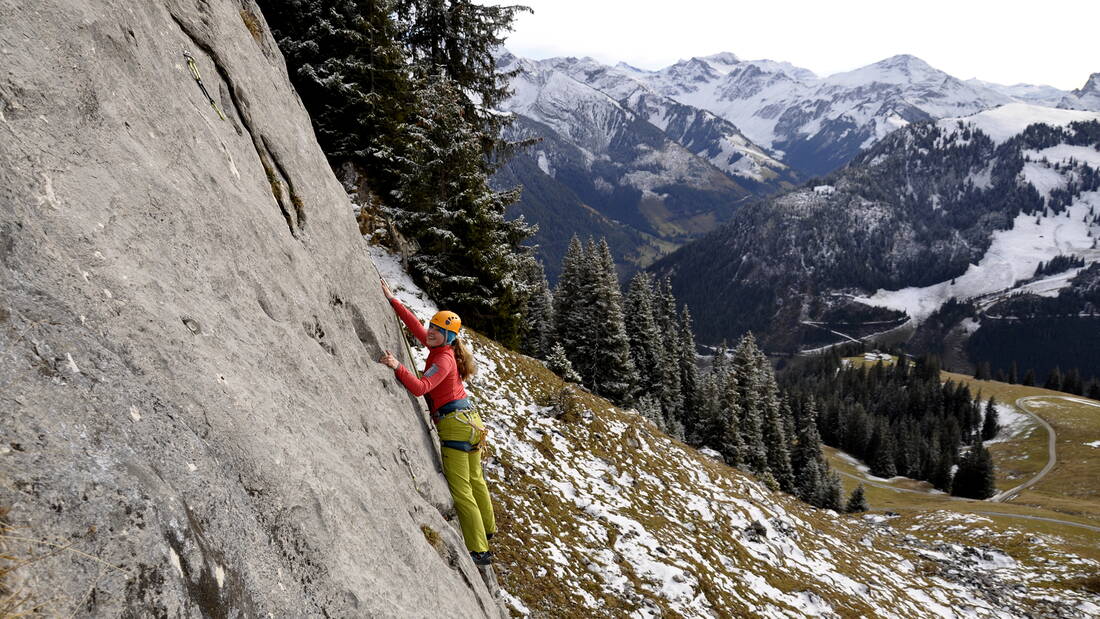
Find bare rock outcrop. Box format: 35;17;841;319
0;0;497;615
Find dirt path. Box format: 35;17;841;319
989;396;1060;502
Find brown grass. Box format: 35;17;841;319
239;10;264;42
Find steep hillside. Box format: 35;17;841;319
374;250;1100;617
654;105;1100;351
0;1;499;615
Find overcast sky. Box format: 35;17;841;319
488;0;1099;90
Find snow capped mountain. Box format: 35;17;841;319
966;78;1068;107
1059;72;1100;111
499;52;794;185
495;51;801;279
634;53;1016;176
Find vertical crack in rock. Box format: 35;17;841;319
169;12;302;239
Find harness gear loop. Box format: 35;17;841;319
183;51;227;121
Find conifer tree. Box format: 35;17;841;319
845;484;869;513
387;72;534;345
554;237;592;372
732;334;767;474
717;354;746;467
654;278;684;423
518;257;555;359
623;273;662;402
951;441;996;499
867;419;897;478
678;306;700;438
757;353;795;493
261;0;413;191
545;342;581;383
1022;368;1036;386
1045;366;1064;391
818;470;844;512
791;397;830;505
584;240;638;404
981;396;1000;441
393;0;530;162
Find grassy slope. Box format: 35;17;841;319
827;358;1100;575
461;340;1100;616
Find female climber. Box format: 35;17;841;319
377;279;497;566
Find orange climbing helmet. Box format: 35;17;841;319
430;310;462;335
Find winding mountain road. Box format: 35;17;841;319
988;397;1061;502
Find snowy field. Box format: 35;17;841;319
855;194;1100;322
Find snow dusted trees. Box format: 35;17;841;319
550;238;638;405
540;236;840;509
263;0;535;346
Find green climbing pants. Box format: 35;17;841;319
438;411;496;553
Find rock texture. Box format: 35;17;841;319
0;0;498;615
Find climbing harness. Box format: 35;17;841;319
437;399;489;452
183;51;227;120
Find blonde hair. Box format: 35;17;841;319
453;337;477;381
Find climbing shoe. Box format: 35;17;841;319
470;551;492;566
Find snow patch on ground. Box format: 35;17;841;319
939;103;1100;145
987;404;1037;444
854;195;1100;321
1085;441;1100;448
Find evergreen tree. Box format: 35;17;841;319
545;342;581;383
261;0;413;191
1088;381;1100;401
981;396;1000;441
845;484;869;513
1009;361;1019;384
791;397;829;505
951;441;996;499
678;306;701;439
818;470;844;512
1045;366;1064;391
623;273;662;402
554;237;592;373
732;334;768;474
867;419;897;478
584;240;638;403
518;256;555;359
1022;368;1036;386
393;0;530;161
654;278;684;423
757;354;795;493
387;72;534;345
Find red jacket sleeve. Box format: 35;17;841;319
389;297;427;346
394;354;454;397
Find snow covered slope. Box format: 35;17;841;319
1059;72;1100;112
376;249;1100;617
655;102;1100;350
854;106;1100;321
498;52;795;187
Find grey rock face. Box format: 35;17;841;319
0;0;498;615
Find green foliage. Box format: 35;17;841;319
262;0;535;345
845;484;869;513
951;441;996;499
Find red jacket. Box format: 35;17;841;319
389;297;468;413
